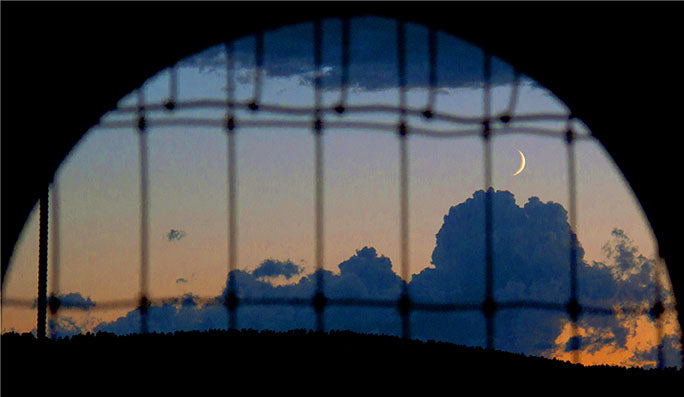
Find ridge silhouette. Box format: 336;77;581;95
2;329;680;393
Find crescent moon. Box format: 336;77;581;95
513;150;526;176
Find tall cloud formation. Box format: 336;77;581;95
181;16;518;91
92;190;679;367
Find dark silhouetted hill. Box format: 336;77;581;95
2;329;680;393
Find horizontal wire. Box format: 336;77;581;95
3;296;672;317
95;117;590;141
110;100;572;126
2;297;138;310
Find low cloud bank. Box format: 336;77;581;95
252;259;303;280
88;190;679;367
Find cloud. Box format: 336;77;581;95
33;292;96;310
60;293;97;309
28;293;98;338
167;229;186;242
91;190;679;367
162;293;199;308
95;246;403;336
409;190;673;361
181;16;518;91
252;259;303;280
48;317;87;338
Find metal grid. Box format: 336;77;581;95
2;17;678;369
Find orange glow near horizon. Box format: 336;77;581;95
547;309;681;368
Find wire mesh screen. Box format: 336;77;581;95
3;16;680;370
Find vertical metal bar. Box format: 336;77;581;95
399;131;410;340
483;135;494;351
226;42;236;109
137;88;150;334
336;17;350;112
397;19;411;340
37;185;49;340
313;20;326;333
504;70;520;121
314;20;323;114
226;128;238;330
397;20;407;112
314;130;325;333
567;131;577;300
426;27;437;115
566;126;580;364
482;52;496;350
48;181;61;339
250;31;264;110
166;64;178;110
50;182;60;297
227;129;238;331
225;42;239;331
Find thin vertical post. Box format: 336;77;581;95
397;20;407;113
503;70;520;122
313;19;326;333
250;31;264;110
137;88;150;334
226;41;239;331
482;52;496;350
566;126;581;364
226;127;238;331
48;181;61;339
226;125;238;331
37;185;49;340
398;129;410;340
166;64;178;110
397;19;412;340
336;17;350;113
313;129;325;332
425;27;437;117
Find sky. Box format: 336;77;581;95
2;17;680;368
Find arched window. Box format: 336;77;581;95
2;15;681;370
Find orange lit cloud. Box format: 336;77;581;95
546;310;681;368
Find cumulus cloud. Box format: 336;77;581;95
410;190;675;362
181;16;518;91
167;229;186;242
94;247;403;336
28;293;97;338
48;317;88;338
33;292;96;310
252;259;303;280
162;293;200;308
92;190;678;367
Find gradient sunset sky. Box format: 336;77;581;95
2;17;679;368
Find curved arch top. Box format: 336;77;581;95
3;3;683;344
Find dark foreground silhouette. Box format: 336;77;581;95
2;329;680;392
